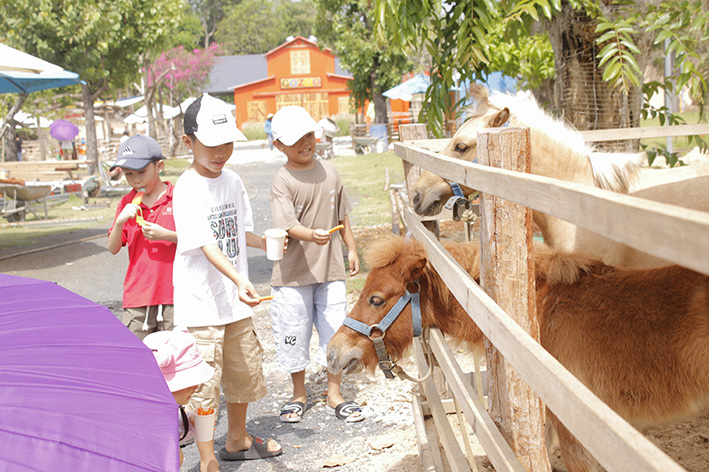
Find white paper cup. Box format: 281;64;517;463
265;228;287;261
193;411;216;442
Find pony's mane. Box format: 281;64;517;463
474;87;639;193
487;91;590;158
363;233;426;269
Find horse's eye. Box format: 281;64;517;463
369;296;385;307
455;143;469;153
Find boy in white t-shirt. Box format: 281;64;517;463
173;94;282;471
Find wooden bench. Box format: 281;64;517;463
0;161;83;182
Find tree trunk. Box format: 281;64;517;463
370;55;388;124
546;2;651;152
2;94;27;162
81;83;99;175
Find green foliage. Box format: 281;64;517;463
216;0;316;55
0;0;185;92
374;0;709;136
314;0;412;113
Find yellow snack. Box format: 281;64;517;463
132;188;145;226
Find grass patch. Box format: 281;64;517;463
331;151;405;227
640;111;708;151
241;122;267;141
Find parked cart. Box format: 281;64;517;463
0;183;51;222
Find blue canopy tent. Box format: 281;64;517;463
383;73;430;101
0;43;82;143
0;69;82;95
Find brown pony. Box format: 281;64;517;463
327;234;709;472
410;84;709;269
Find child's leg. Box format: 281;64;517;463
220;318;281;457
314;281;363;420
271;286;314;419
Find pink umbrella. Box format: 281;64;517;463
49;119;79;140
0;274;179;472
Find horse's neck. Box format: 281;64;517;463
525;127;594;185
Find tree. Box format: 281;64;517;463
314;0;412;124
142;43;221;155
0;0;185;174
374;0;709;146
187;0;239;49
215;0;317;55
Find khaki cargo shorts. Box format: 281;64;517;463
186;318;267;412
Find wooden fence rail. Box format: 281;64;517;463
393;124;708;471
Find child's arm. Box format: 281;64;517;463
287;224;330;246
107;203;141;254
245;231;266;251
140;222;178;243
339;215;360;276
201;244;261;306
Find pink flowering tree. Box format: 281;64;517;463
142;43;221;147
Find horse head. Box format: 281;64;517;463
327;235;429;376
327;234;485;377
412;84;510;216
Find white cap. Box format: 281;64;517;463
184;93;247;147
271;106;323;146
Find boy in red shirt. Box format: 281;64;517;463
108;135;177;339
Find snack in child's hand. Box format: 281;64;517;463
328;224;344;234
257;295;273;302
132;188;146;205
132;188;146;226
196;406;215;415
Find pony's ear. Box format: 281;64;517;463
408;255;428;281
488;108;510;128
468;83;490;117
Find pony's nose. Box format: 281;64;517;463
412;190;421;208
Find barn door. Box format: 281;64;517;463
276;93;329;121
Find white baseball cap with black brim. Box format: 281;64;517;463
183;93;247;147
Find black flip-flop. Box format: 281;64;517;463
218;437;283;461
279;401;306;423
326;401;365;423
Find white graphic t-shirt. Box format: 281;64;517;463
173;168;254;327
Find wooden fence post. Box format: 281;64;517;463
400;124;439;238
478;127;550;472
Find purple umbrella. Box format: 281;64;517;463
0;274;179;472
49;119;79;140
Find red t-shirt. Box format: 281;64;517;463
109;182;176;308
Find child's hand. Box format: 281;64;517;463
116;203;140;224
237;280;260;307
312;228;330;246
141;221;167;240
347;248;360;276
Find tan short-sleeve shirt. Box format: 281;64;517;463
270;160;352;286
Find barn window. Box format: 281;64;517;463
290;50;310;75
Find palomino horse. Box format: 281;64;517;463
327;234;709;472
410;84;709;269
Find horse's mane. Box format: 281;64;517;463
363;235;479;307
365;234;616;301
469;84;639;194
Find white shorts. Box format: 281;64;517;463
270;281;347;373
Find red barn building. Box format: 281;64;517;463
220;36;352;127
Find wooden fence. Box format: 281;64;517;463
391;123;709;472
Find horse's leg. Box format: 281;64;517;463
548;410;601;472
